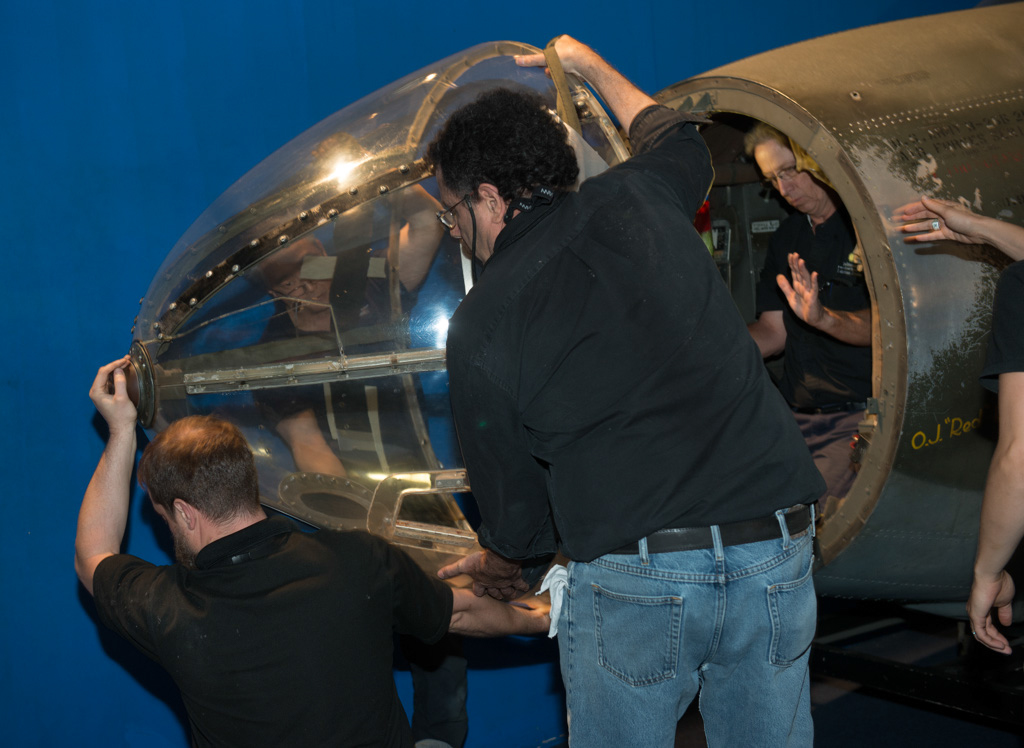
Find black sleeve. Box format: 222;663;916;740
628;104;710;154
92;555;165;662
981;261;1024;391
756;231;787;315
371;535;454;645
624;105;714;220
447;354;559;562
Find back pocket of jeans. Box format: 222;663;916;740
593;584;683;686
767;561;817;667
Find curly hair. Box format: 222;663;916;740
426;87;579;201
138;415;261;522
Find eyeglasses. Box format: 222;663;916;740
270;275;329;299
271;278;310;296
436;195;470;229
763;165;799;188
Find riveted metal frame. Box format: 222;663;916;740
657;77;898;566
155;159;432;337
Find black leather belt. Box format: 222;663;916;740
791;401;866;415
609;505;812;555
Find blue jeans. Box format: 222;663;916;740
559;514;815;747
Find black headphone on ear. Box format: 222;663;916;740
503;185;555;224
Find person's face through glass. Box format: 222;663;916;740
262;237;334;332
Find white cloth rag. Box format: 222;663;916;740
538;564;568;639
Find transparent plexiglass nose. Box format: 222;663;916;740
128;42;626;572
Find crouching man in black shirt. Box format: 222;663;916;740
76;357;547;748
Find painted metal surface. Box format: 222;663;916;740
657;3;1024;603
129;5;1024;602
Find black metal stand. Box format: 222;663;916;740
812;599;1024;731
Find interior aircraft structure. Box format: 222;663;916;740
126;3;1024;613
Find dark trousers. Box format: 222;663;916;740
792;409;862;502
401;633;468;748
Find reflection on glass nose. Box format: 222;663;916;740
272;276;318;298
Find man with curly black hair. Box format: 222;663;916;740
426;86;578;217
431;36;823;746
426;87;579;269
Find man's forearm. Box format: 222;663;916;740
569;52;654;133
976;217;1024;261
747;310;786;358
525;36;655;134
814;307;871;347
448;588;549;637
975;442;1024;582
977;373;1024;580
75;426;136;595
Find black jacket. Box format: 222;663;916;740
446;106;823;565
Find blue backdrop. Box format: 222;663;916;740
1;1;972;745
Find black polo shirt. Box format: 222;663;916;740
445;106;824;565
756;209;872;409
93;516;452;748
981;260;1024;391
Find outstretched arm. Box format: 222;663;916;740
894;196;1024;261
777;252;871;346
76;357;138;596
967;371;1024;653
515;35;656;134
449;588;549;637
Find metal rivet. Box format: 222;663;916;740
349;187;358;195
153;322;161;331
157;332;165;340
231;264;240;273
328;208;339;219
189;298;197;307
278;235;289;245
250;239;260;248
205;270;214;278
850;91;862;101
399;164;410;174
379;185;389;194
299;211;309;220
169;302;178;311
